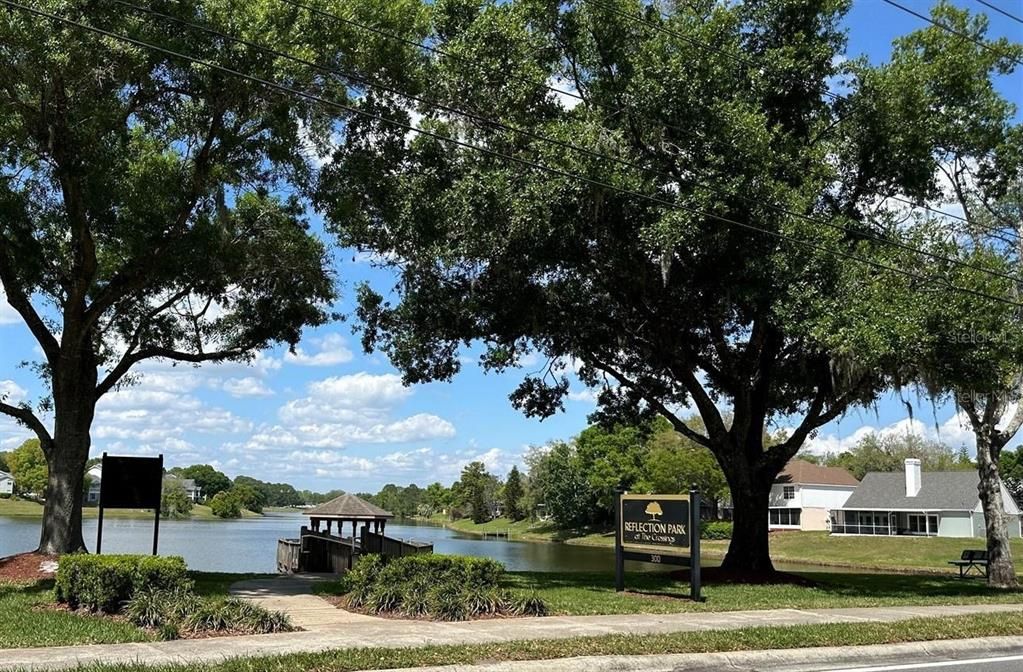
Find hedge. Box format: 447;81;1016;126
700;521;732;539
339;553;547;620
55;554;189;613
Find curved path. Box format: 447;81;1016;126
1;576;1022;670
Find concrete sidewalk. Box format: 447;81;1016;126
4;597;1023;670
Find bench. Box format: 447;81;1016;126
948;549;988;578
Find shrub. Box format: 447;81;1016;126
158;623;180;641
700;521;732;540
182;597;291;635
341;553;546;621
429;586;469;621
125;586;201;627
505;590;550;617
55;555;189;613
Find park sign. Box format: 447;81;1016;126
619;494;691;551
614;490;702;601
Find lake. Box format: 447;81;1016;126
0;512;665;573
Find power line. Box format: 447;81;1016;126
578;0;1018;242
105;0;1023;286
276;0;1004;240
5;0;1022;311
881;0;1023;67
972;0;1023;25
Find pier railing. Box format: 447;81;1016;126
360;529;433;557
278;526;433;574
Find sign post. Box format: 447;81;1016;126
95;453;164;555
614;487;702;601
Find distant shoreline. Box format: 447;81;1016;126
0;498;261;521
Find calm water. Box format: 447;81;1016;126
0;512;665;573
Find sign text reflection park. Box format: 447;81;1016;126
615;490;701;601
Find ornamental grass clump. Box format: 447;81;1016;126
338;554;549;621
59;553;293;638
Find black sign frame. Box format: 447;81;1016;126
614;488;702;601
95;453;164;555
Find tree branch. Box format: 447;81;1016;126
587;355;712;448
0;252;60;364
0;401;52;445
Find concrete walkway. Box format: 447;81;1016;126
2;576;1023;670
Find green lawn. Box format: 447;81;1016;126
0;571;267;649
503;570;1023;614
0;498;260;521
437;518;1023;574
700;531;1023;573
46;611;1023;672
0;580;151;648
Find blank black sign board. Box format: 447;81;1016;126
96;453;163;555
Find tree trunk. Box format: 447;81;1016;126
975;433;1017;589
720;468;775;574
38;359;97;555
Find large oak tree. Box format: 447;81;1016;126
0;0;424;553
316;0;925;572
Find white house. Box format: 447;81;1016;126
0;470;13;496
769;459;860;531
831;458;1022;538
85;464;201;504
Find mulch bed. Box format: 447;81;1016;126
0;552;58;581
669;566;818;587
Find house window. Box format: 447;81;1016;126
783;486;795;500
769;508;801;527
908;514;939;536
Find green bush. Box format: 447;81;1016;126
209;491;242;518
701;521;733;540
341;553;547;621
55;554;189;613
505;590;550;617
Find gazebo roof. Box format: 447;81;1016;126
303;493;394;520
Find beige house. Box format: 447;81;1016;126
769;459;860;531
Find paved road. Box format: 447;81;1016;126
817;653;1023;672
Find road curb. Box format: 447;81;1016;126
370;636;1023;672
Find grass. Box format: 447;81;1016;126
0;580;151;648
0;571;271;649
43;611;1023;671
502;570;1023;614
0;498;260;521
701;531;1023;573
435;517;1023;574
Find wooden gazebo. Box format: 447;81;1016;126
304;493;394;539
278;494;430;574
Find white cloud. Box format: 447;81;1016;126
0;288;20;325
220;377;274;398
0;380;27;404
568;387;600;404
801;410;986;456
285;333;354;367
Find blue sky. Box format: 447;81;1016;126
1;0;1021;492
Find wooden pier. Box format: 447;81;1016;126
276;493;432;574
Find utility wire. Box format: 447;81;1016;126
578;0;1018;242
5;0;1022;310
108;0;1023;286
282;0;1000;238
973;0;1023;25
882;0;1023;67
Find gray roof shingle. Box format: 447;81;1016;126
841;471;980;511
304;493;393;519
0;470;12;480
